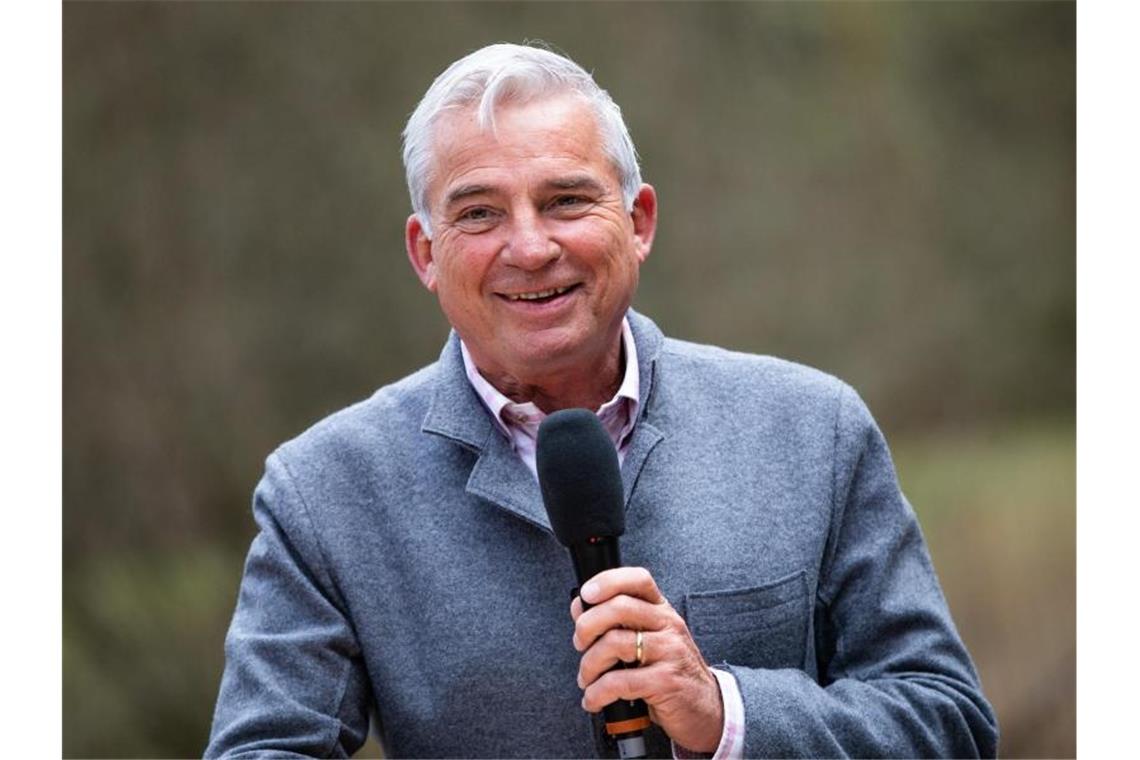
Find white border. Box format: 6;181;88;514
1077;1;1140;756
1;0;62;753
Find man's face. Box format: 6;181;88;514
405;93;657;385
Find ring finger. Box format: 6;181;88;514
577;628;654;688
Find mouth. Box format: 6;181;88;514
499;283;580;304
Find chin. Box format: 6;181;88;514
494;320;615;379
509;337;594;376
508;346;577;375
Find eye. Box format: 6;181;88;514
453;206;500;231
547;195;590;214
460;206;493;221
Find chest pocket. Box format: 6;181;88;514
683;569;809;671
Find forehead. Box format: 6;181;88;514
427;94;614;203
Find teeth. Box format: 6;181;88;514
508;286;570;301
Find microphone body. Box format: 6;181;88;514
570;536;651;755
570;536;622;598
537;409;650;759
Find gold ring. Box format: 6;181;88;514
635;630;645;666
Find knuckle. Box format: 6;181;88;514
573;629;589;652
594;672;616;700
596;568;620;586
585;681;605;708
601;627;623;651
659;636;683;665
615;594;638;617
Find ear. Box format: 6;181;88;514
630;184;658;263
405;214;437;291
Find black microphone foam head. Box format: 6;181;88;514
536;408;626;547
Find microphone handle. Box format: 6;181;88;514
570;537;651;759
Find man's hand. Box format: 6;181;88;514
570;567;724;753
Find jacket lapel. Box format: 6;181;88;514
420;310;667;532
420;333;551;531
620;310;666;506
465;426;550;531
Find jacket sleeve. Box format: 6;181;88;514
726;384;998;758
206;452;372;758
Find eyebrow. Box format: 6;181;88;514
544;176;606;195
443;183;494;209
442;175;608;209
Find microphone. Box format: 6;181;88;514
537;409;650;760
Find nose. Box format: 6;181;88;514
501;210;559;270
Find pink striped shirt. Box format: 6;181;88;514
460;319;641;474
459;317;745;759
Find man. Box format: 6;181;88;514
208;43;997;758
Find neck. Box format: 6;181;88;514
475;334;625;414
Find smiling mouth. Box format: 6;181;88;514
501;284;578;303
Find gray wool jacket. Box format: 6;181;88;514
207;310;998;759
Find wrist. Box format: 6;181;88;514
690;668;727;753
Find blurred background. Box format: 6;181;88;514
63;2;1074;757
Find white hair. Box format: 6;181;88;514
401;42;642;238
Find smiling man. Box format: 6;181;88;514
207;43;998;758
404;91;655;415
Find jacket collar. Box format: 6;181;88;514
421;309;666;533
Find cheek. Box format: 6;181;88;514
563;224;634;266
436;244;497;293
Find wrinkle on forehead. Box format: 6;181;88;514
427;94;616;210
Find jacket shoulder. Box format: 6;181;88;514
272;360;440;471
659;336;851;407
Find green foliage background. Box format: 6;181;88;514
63;2;1074;757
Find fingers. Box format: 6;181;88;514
578;628;663;688
573;592;680;652
567;567;724;751
579;566;665;607
581;658;725;753
580;663;668;713
572;567;674;651
570;566;664;623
